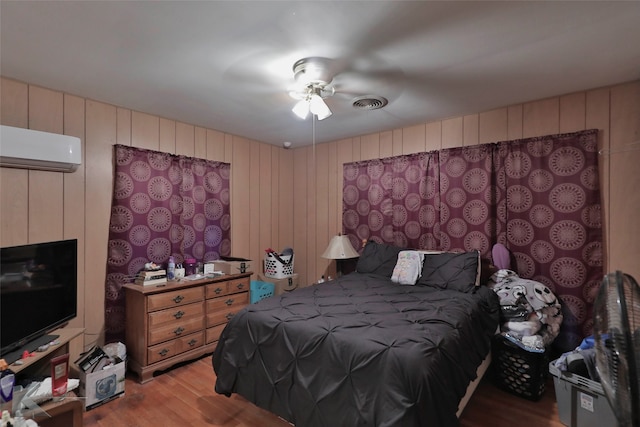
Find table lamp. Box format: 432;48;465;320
321;233;360;277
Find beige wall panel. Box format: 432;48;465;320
560;92;586;133
195;127;207;159
360;133;380;161
0;168;28;246
230;136;250;258
159;118;176;154
479;108;508;144
85;100;117;346
402;124;426;154
586;88;611;268
351;137;361;161
224;134;233;164
175;122;195;156
63;93;86;332
379;131;393;158
523;97;560;138
425;122;441;151
0;79;28;246
608;82;640;279
28;85;64;243
392;129;403;156
1;78;28;127
132;111;159;150
315;143;330;280
206;129;225;162
293;147;309;285
442;117;463;149
28;170;64;243
116;108;131;146
306;146;318;283
507;105;523;140
327;141;339;244
278;148;294;251
248;140;260;264
463;114;479;147
28;85;63;133
258;143;272;263
269;146;280;247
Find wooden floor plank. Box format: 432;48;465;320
83;355;565;427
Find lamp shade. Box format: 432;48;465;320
321;234;360;259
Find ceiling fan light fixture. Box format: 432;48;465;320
309;94;332;120
292;99;310;120
293;57;332;86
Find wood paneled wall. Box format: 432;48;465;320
0;77;294;349
1;76;638;349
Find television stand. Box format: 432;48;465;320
2;334;60;365
3;327;84;427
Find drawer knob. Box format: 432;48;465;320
214;287;223;294
174;326;185;336
173;295;184;303
188;339;197;347
225;312;234;321
225;298;234;306
174;310;185;319
159;348;169;357
236;283;245;290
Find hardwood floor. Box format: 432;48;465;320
83;355;565;427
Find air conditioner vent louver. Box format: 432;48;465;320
352;96;388;110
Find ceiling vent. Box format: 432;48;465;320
352;95;388;111
0;125;82;172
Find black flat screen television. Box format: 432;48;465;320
0;239;77;364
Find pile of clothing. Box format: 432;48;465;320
489;269;563;352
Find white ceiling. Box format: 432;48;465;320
1;1;639;148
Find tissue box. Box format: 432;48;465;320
79;359;125;410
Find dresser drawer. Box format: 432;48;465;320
228;277;250;294
206;324;227;344
147;331;204;365
206;292;249;327
148;316;204;346
147;287;203;312
148;302;204;328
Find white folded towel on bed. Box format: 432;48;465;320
391;250;425;285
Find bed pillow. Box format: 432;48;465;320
356;241;404;277
417;250;480;293
391;250;425;285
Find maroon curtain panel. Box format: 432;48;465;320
343;129;602;352
105;145;231;343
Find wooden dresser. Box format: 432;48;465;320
123;272;251;383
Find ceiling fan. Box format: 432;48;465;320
288;57;389;121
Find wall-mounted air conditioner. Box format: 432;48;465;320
0;125;82;172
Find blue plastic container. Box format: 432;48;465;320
250;280;275;303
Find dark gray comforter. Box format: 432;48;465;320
213;272;499;426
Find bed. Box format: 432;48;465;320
213;242;500;426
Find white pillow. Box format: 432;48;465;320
391;250;425;285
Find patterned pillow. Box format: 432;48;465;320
416;251;480;293
391;251;425;285
355;241;404;278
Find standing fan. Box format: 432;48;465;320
593;271;640;427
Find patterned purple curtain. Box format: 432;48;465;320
343;129;602;352
343;153;437;250
105;145;231;343
495;130;601;351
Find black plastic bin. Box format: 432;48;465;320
491;334;549;401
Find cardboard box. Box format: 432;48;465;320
258;273;299;295
208;257;252;275
79;360;125;410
